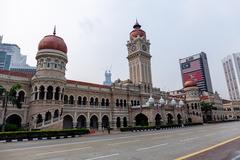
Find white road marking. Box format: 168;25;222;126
178;132;193;135
108;140;140;146
85;153;119;160
35;146;92;156
136;143;168;151
0;132;172;153
180;137;200;142
204;133;216;137
151;135;172;140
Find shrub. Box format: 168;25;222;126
0;128;90;140
120;124;183;132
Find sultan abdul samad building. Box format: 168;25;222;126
0;22;203;130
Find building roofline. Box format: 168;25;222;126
67;79;111;89
0;69;34;78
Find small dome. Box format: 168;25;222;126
147;96;155;106
130;20;146;39
38;32;67;54
184;80;197;88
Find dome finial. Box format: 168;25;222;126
133;19;141;29
53;25;56;35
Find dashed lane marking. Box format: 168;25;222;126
108;140;140;146
180;137;200;142
136;143;168;151
35;146;92;156
85;153;119;160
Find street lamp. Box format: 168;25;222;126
158;97;165;126
178;99;185;126
170;98;176;124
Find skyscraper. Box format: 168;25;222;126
179;52;213;93
0;51;11;70
222;53;240;100
103;70;112;86
0;36;36;73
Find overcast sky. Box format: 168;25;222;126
1;0;240;99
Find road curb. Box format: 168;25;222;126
0;135;81;143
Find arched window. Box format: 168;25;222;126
64;95;68;104
55;87;60;100
77;96;82;105
116;99;119;107
134;100;137;106
34;86;38;100
131;100;133;106
90;97;94;106
39;86;45;100
36;114;43;124
106;99;109;106
18;90;25;102
54;60;58;69
69;95;74;104
191;103;194;110
101;98;105;106
46;86;53;100
47;58;51;68
54;110;59;118
120;99;123;107
45;111;52;121
194;103;197;109
123;100;127;107
83;97;87;105
95;98;98;106
137;101;140;106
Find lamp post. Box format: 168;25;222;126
158;97;165;126
170;98;176;124
178;99;184;126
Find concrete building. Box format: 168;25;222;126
0;22;209;131
0;36;36;74
179;52;213;93
103;70;112;86
0;51;11;70
222;53;240;100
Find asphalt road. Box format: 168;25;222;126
1;122;240;160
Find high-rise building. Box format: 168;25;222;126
103;70;112;86
0;35;36;73
222;53;240;100
179;52;213;93
0;51;11;70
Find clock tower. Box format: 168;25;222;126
127;21;152;89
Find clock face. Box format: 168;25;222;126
142;45;147;51
131;45;136;52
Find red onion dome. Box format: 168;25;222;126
184;80;197;88
130;20;146;39
38;31;67;54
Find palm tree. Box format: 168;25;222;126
0;83;22;132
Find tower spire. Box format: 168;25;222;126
133;19;141;29
53;25;56;35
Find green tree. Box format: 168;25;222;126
0;83;22;132
200;101;215;122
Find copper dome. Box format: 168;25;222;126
38;35;67;54
184;80;197;88
130;20;146;39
